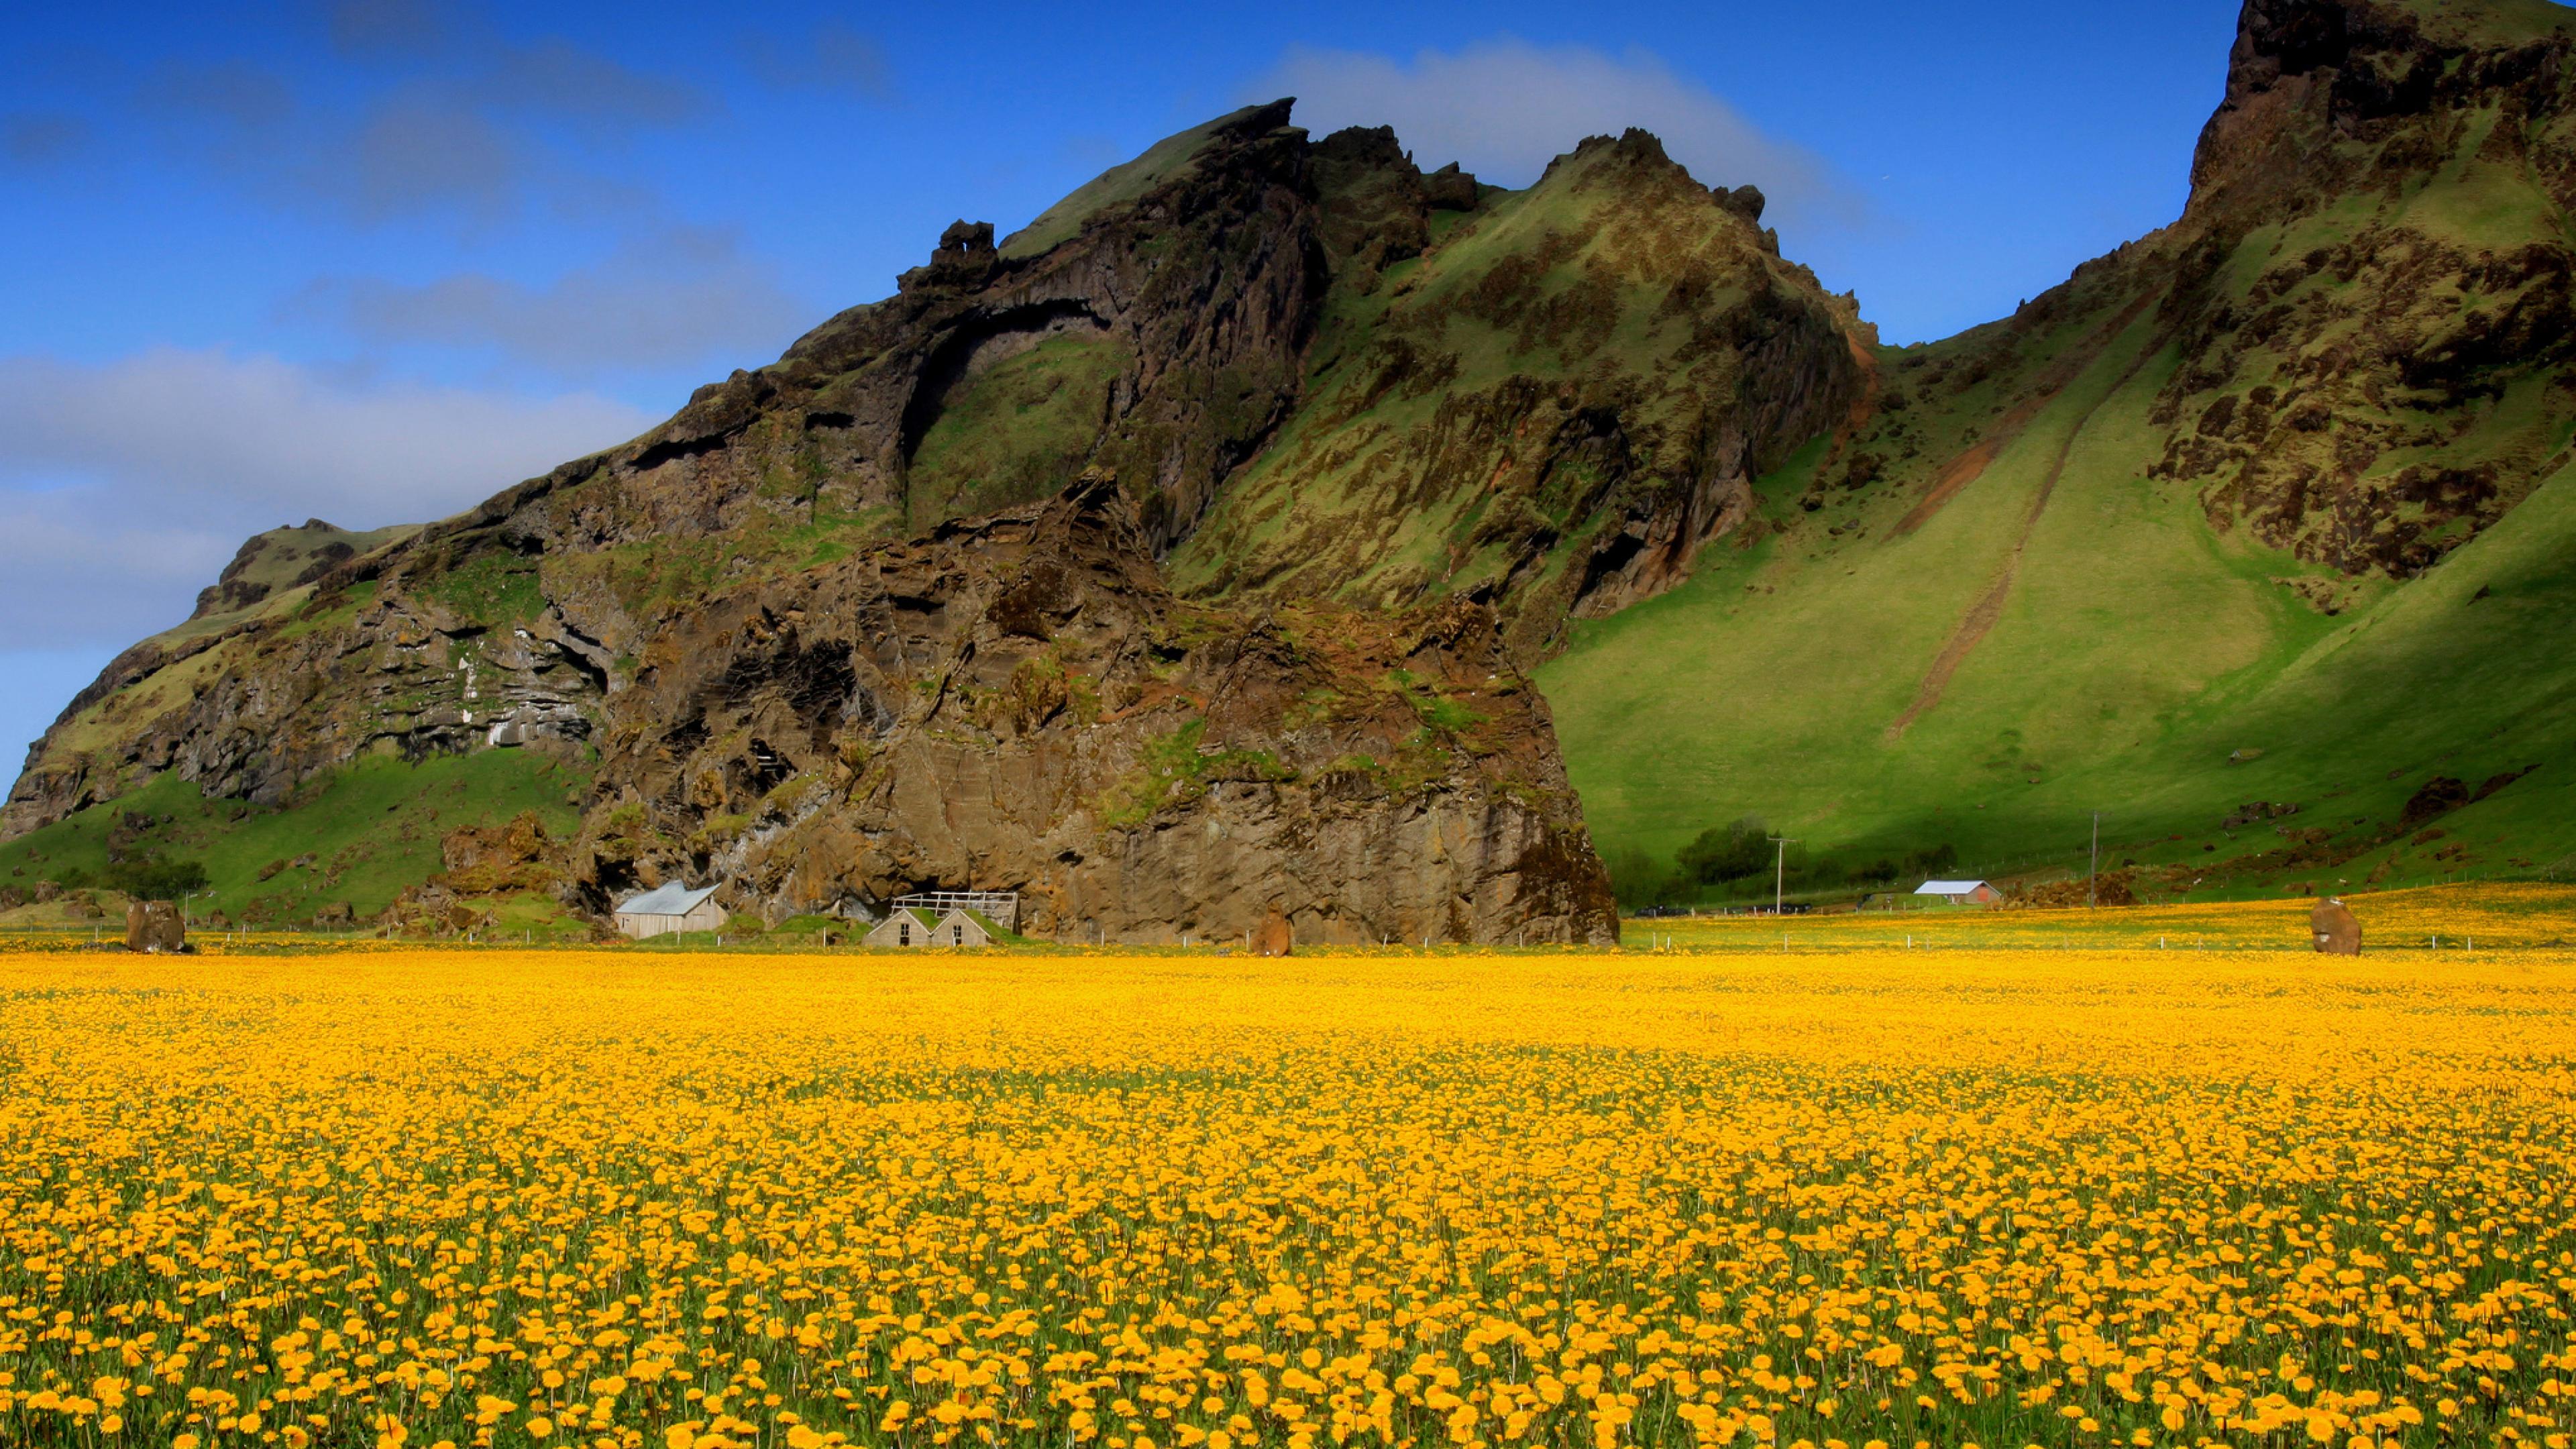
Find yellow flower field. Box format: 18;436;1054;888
1;947;2571;1449
1633;883;2576;953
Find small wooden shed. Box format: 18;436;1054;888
1913;878;2002;905
613;882;725;939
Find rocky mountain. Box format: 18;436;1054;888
1167;126;1868;657
15;0;2576;928
15;95;1864;941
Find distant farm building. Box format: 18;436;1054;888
865;905;941;947
1914;879;2002;905
864;892;1016;947
863;897;1010;949
614;882;725;938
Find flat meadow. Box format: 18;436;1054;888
1;920;2572;1449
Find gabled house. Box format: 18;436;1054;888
863;906;943;948
863;904;1005;947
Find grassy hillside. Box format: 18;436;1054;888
1544;317;2576;903
1542;0;2576;906
154;519;416;650
906;333;1132;528
0;750;588;928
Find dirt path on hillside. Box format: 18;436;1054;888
1884;335;2160;741
1895;290;2160;536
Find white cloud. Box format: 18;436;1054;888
1256;40;1862;231
0;347;653;648
292;225;813;380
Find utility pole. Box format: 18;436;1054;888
2089;811;2102;909
1768;837;1800;916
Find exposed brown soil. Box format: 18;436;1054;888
1887;336;2161;739
1895;291;2161;536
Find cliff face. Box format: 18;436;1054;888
577;474;1615;944
417;99;1322;584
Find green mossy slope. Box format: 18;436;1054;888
0;751;589;928
1543;325;2576;902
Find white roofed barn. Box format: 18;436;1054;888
613;883;726;939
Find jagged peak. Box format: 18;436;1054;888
998;98;1300;261
1542;127;1684;183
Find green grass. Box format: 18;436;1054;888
0;750;590;928
419;550;545;627
905;333;1130;527
1541;293;2576;903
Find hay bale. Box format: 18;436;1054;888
2310;897;2361;955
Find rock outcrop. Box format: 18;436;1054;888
123;899;184;953
572;474;1615;945
1171;127;1870;657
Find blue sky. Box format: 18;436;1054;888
0;0;2241;795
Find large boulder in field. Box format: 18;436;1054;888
2310;897;2361;955
125;899;186;953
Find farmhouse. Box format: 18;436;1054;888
1913;878;2002;905
613;882;724;938
863;905;1002;948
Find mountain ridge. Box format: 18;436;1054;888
11;0;2576;932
